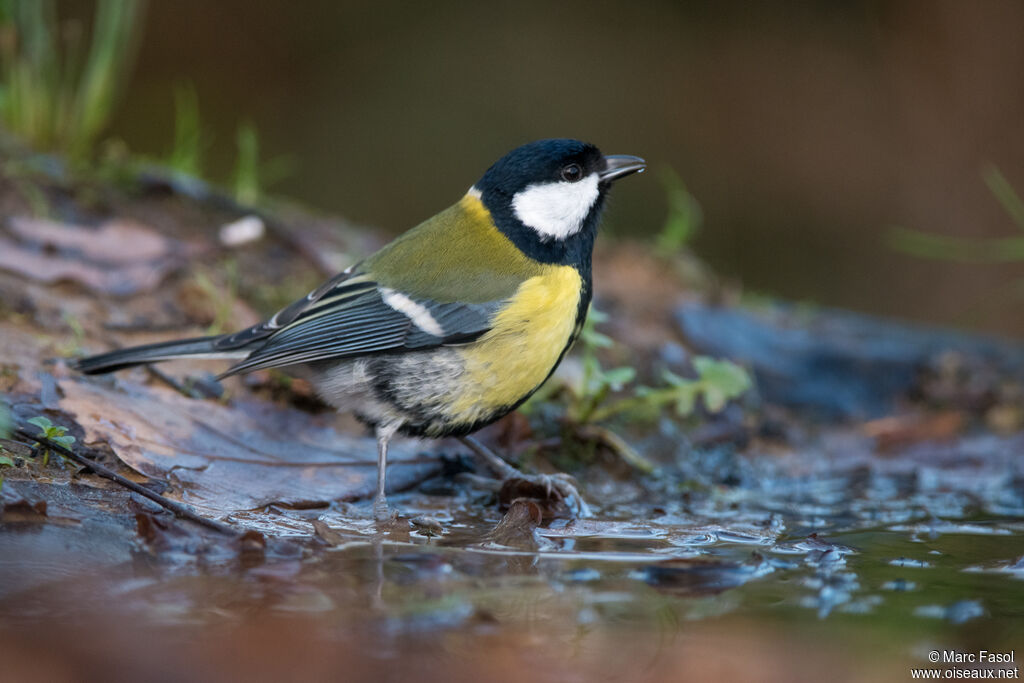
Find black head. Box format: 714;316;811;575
471;139;644;266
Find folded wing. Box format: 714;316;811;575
217;268;499;377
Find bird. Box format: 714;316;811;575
74;138;645;521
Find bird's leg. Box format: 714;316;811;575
458;435;520;480
458;435;591;518
373;423;399;522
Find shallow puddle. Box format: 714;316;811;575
3;444;1021;682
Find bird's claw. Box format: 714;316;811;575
457;436;591;518
497;471;591;519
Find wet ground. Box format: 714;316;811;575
3;436;1022;682
1;152;1022;682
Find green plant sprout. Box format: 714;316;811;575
56;310;87;357
523;307;752;473
26;415;75;466
232;121;260;204
231;120;293;205
163;93;289;205
166;82;206;178
193;258;241;336
655;167;702;257
0;403;12;490
0;0;145;160
889;165;1024;262
0;401;10;439
0;455;10;491
591;358;753;423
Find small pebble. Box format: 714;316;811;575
410;516;444;537
889;557;931;568
219;215;265;247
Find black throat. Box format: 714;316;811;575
478;187;606;280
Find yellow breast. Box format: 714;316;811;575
448;265;582;423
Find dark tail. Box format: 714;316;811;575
73;335;240;375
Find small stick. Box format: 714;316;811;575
144;365;194;397
13;426;236;536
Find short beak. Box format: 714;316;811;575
599;154;646;182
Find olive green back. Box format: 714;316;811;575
365;195;546;303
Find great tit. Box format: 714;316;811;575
74;138;646;520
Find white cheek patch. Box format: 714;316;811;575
511;174;600;241
380;287;445;337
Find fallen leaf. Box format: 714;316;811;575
0;216;200;296
498;473;582;520
634;556;768;596
238;529;267;551
8;217;171;263
2;499;48;522
482;499;542;550
237;529;267;566
862;410;966;452
54;375;440;517
311;520;344;546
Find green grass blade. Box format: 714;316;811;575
168;82;204;176
983;165;1024;232
887;227;1024;263
71;0;145;158
233;121;260;203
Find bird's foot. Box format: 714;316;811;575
496;471;591;519
458;436;591;518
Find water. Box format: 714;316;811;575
3;435;1019;681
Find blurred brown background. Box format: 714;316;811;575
103;1;1024;336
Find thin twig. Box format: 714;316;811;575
144;365;195;398
573;424;656;474
13;426;237;536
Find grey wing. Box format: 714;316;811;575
212;266;375;351
218;273;499;377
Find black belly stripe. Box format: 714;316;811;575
381;269;593;439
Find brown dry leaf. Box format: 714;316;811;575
53;375;439;516
1;499;48;523
636;557;765;596
7;217;171;263
236;529;267;566
311;520;344;546
985;403;1024;434
862;410;966;452
482;498;542;550
134;511;203;552
497;472;584;520
0;216;198;296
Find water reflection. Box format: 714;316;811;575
2;431;1023;680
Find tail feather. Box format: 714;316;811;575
73;335;245;375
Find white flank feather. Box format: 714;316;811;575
380;288;445;337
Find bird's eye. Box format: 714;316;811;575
560;163;583;183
